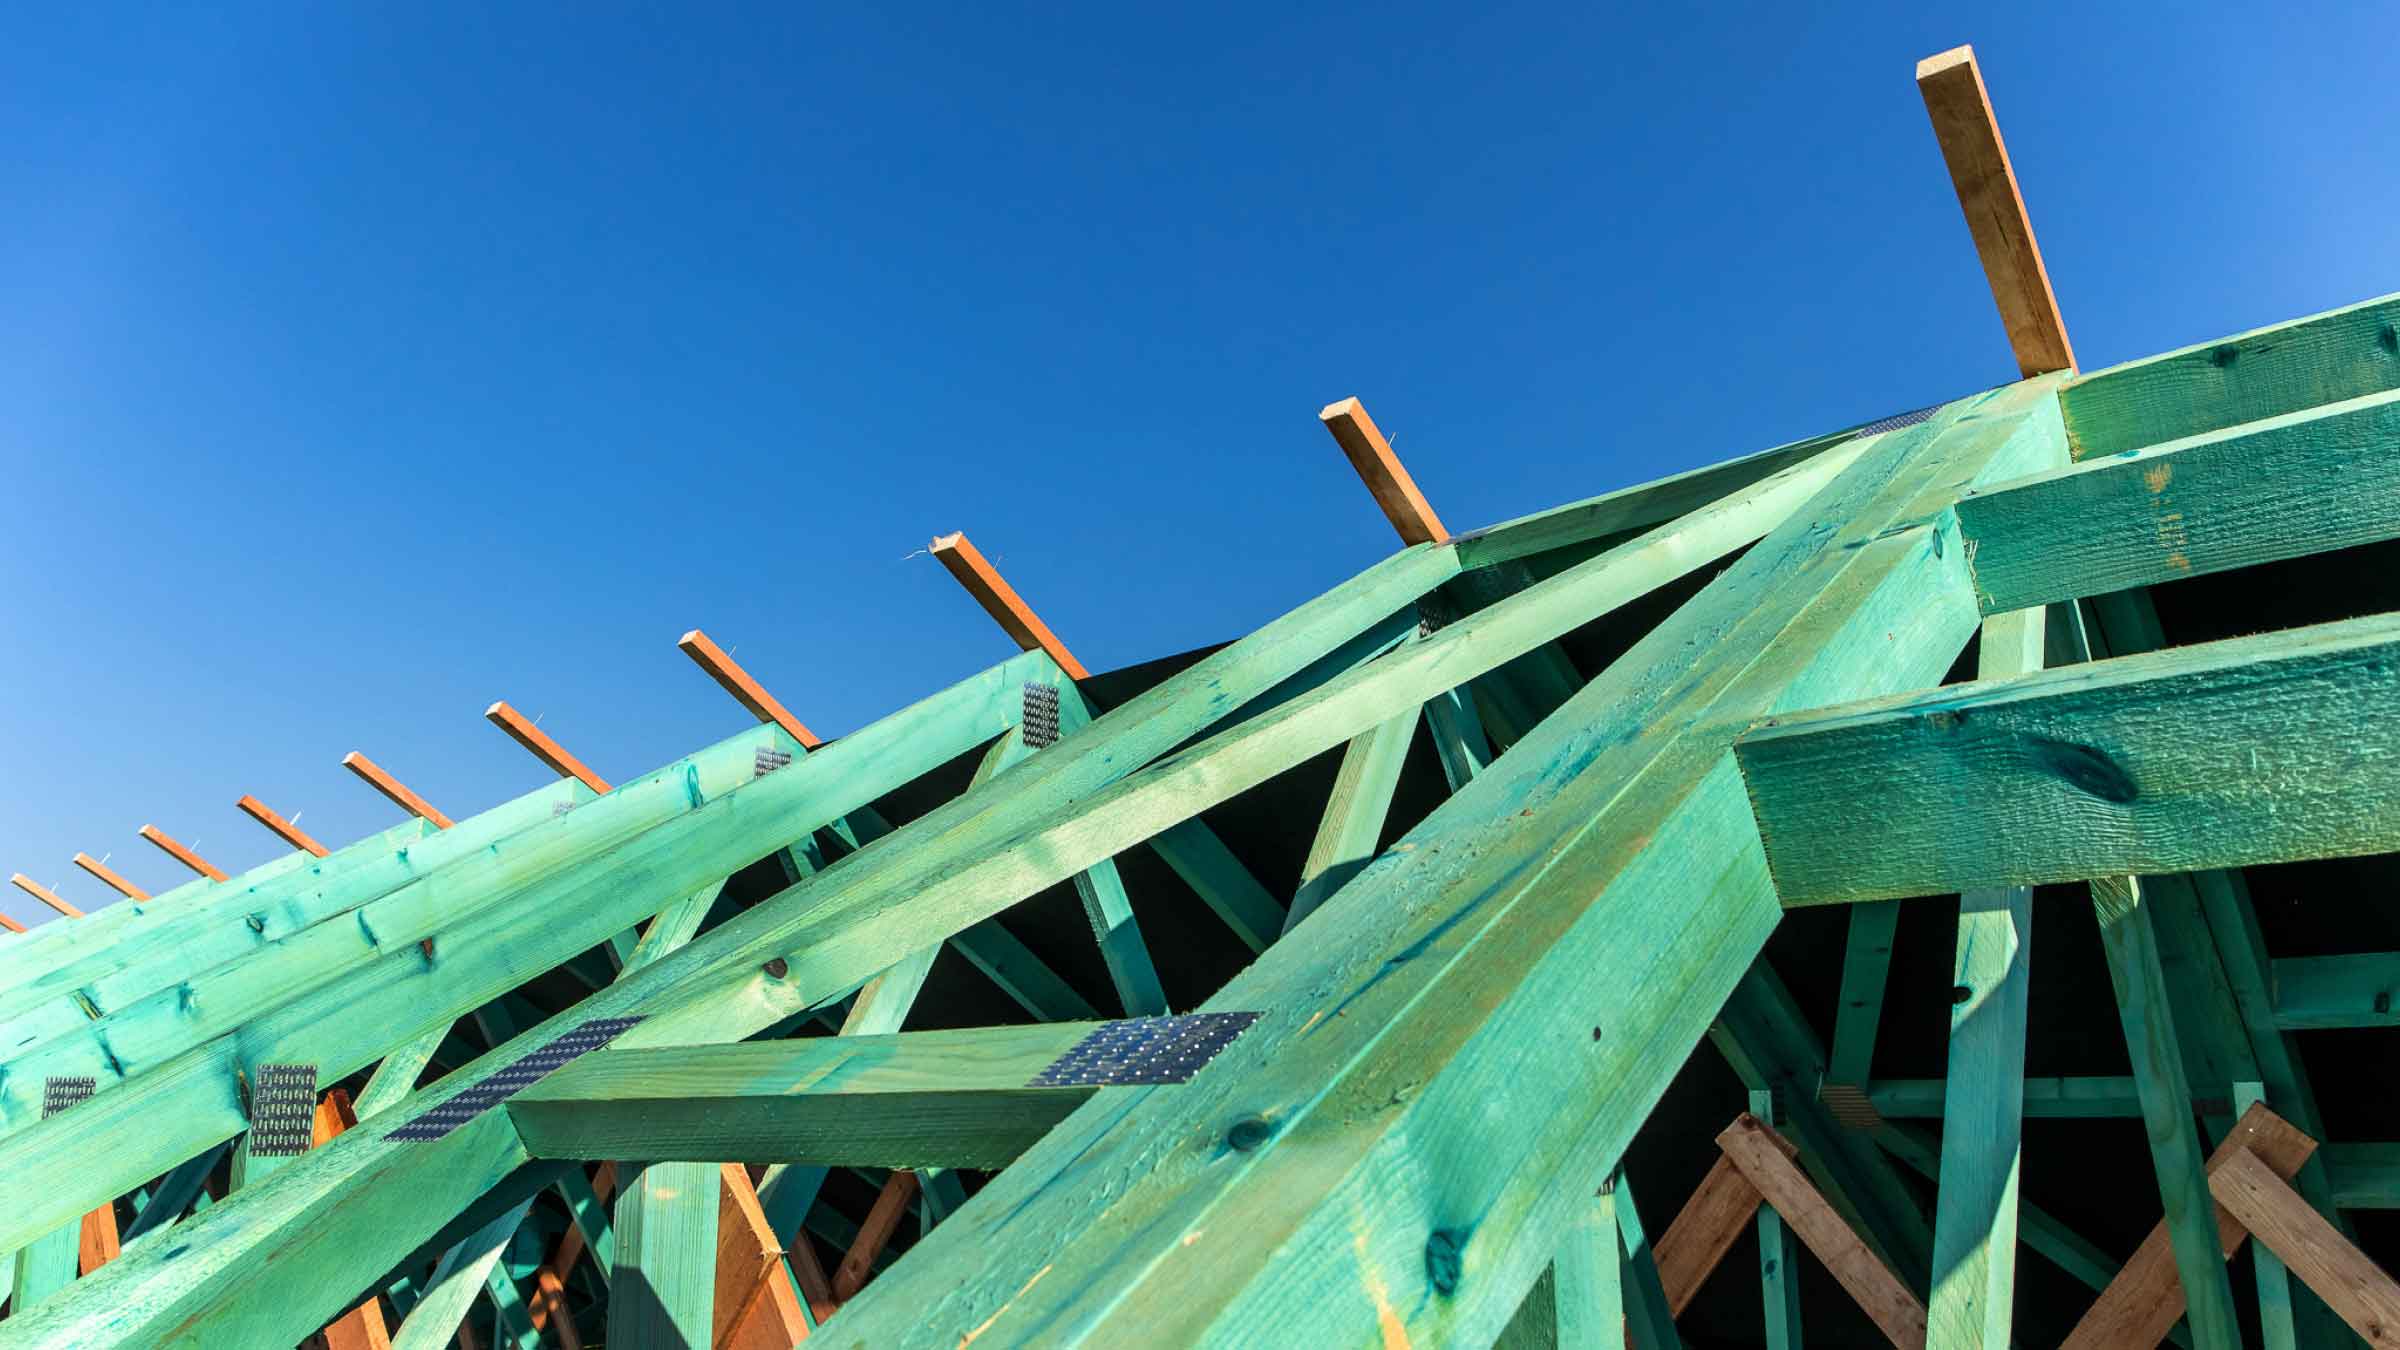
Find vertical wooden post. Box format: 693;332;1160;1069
1553;1174;1625;1348
138;825;228;881
611;1161;721;1348
1917;46;2075;376
2233;1081;2300;1350
1752;1090;1804;1350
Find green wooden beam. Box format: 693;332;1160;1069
1054;684;1167;1016
509;1026;1099;1168
1927;605;2041;1349
1737;609;2400;905
1867;1076;2140;1118
1614;1173;1682;1349
390;1198;534;1350
1284;710;1416;935
608;1161;717;1349
2059;289;2400;459
814;377;2067;1343
2233;1081;2299;1350
1146;819;1285;954
2325;1144;2400;1208
1959;387;2400;612
1553;1175;1625;1349
1826;900;1900;1090
1750;1090;1803;1350
2271;952;2400;1029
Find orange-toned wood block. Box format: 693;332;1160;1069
237;794;329;857
484;701;612;793
72;851;149;901
678;629;824;749
138;824;228;881
340;752;456;829
10;872;83;917
928;533;1091;680
1917;46;2075;377
1318;397;1448;546
832;1170;920;1302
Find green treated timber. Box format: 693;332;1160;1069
4;539;1459;1344
1826;900;1900;1088
2325;1144;2400;1208
0;651;1048;1256
479;1260;539;1350
1959;386;2400;613
608;1160;717;1350
10;1221;77;1314
2271;952;2400;1029
1144;819;1286;954
507;1026;1099;1168
814;379;2070;1343
1866;1076;2140;1117
1054;684;1168;1016
2234;1081;2299;1350
2058;289;2400;459
1751;1090;1803;1350
1736;609;2400;904
0;832;331;992
1423;684;1494;792
1553;1176;1625;1349
1926;604;2041;1349
390;1197;533;1350
1283;709;1416;935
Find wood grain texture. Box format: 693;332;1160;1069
236;792;329;857
1917;45;2073;377
1318;396;1449;545
1283;710;1415;934
1652;1138;1794;1315
137;825;227;882
1960;386;2400;612
70;852;149;901
340;751;455;829
507;1027;1097;1169
676;627;824;749
929;530;1092;680
2061;290;2400;459
609;1161;719;1349
9;872;82;917
1718;1113;1928;1347
2232;1083;2300;1350
483;700;611;793
1738;608;2400;903
2061;1102;2317;1348
712;1163;810;1350
2271;951;2400;1029
832;1170;918;1301
2210;1146;2400;1345
1551;1178;1623;1349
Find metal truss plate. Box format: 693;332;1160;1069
754;745;795;777
388;1015;646;1142
42;1076;95;1118
249;1063;319;1157
1028;1012;1261;1088
1022;682;1062;749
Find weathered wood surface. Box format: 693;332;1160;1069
2209;1146;2400;1346
1959;386;2400;611
1739;609;2400;903
1653;1154;1768;1314
507;1027;1098;1168
1917;45;2073;377
1718;1113;1928;1348
2061;290;2400;459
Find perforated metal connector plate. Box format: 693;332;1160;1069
1027;1012;1261;1088
1854;404;1938;436
1021;682;1062;750
754;745;794;777
42;1076;95;1118
249;1063;319;1156
388;1015;645;1142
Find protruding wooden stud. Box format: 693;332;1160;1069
928;532;1090;680
485;701;612;794
0;910;25;934
10;873;83;918
1917;45;2075;377
340;752;456;830
677;630;824;749
138;825;228;882
1318;397;1449;546
71;852;150;901
236;794;329;857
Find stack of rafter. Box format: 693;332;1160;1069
4;43;2399;1350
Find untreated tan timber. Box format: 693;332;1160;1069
9;873;82;918
1319;396;1449;545
0;911;25;934
2209;1147;2400;1346
137;825;228;882
339;752;456;829
484;701;612;793
832;1171;919;1301
235;794;329;857
76;1200;120;1277
1718;1113;1928;1347
310;1089;394;1350
2062;1102;2318;1348
928;532;1091;680
71;852;149;901
714;1163;811;1348
677;628;825;749
1654;1125;1801;1314
1916;46;2074;377
528;1162;615;1340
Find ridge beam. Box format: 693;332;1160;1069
71;852;149;902
138;825;227;882
236;793;329;857
1918;45;2074;377
485;701;612;793
340;751;455;829
928;530;1090;679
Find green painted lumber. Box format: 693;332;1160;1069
1737;609;2400;904
1866;1076;2141;1118
1054;684;1168;1016
1751;1090;1803;1350
608;1161;717;1350
1553;1176;1624;1349
2271;952;2400;1029
1423;685;1493;792
1927;604;2040;1349
817;379;2067;1343
2059;289;2400;459
951;919;1102;1021
480;1261;539;1350
1960;387;2400;612
1614;1175;1681;1350
1144;819;1285;954
11;1220;78;1314
2093;873;2241;1350
2325;1144;2400;1208
1283;710;1415;934
120;1144;227;1247
1827;900;1899;1088
508;1026;1098;1168
390;1198;533;1350
2235;1081;2299;1350
5;541;1456;1345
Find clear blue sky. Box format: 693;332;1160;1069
3;4;2392;923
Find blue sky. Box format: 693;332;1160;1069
3;4;2393;922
